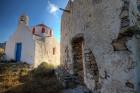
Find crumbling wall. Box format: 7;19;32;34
127;35;140;92
61;0;140;93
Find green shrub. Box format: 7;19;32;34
38;62;54;70
32;62;54;78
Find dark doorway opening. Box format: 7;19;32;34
72;36;84;85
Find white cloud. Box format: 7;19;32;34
48;1;59;15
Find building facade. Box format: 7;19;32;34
5;15;60;68
61;0;140;93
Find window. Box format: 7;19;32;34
42;27;45;33
32;28;35;34
50;30;52;36
53;48;56;55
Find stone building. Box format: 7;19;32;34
5;15;60;68
61;0;140;93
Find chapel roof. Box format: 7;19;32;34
36;24;51;29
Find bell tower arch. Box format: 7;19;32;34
19;14;29;25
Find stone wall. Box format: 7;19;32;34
61;0;140;93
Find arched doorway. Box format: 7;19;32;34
72;35;84;85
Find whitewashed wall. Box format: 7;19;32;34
5;16;60;68
5;23;35;65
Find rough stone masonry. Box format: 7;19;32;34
60;0;140;93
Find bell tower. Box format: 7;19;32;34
19;14;29;25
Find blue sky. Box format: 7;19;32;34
0;0;68;42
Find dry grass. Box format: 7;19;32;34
0;63;30;93
0;62;63;93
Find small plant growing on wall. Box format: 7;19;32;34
123;25;140;39
124;25;140;34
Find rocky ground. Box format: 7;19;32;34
62;85;91;93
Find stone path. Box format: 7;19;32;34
62;85;92;93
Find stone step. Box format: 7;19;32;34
62;85;92;93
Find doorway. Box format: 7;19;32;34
15;43;22;62
72;36;84;84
